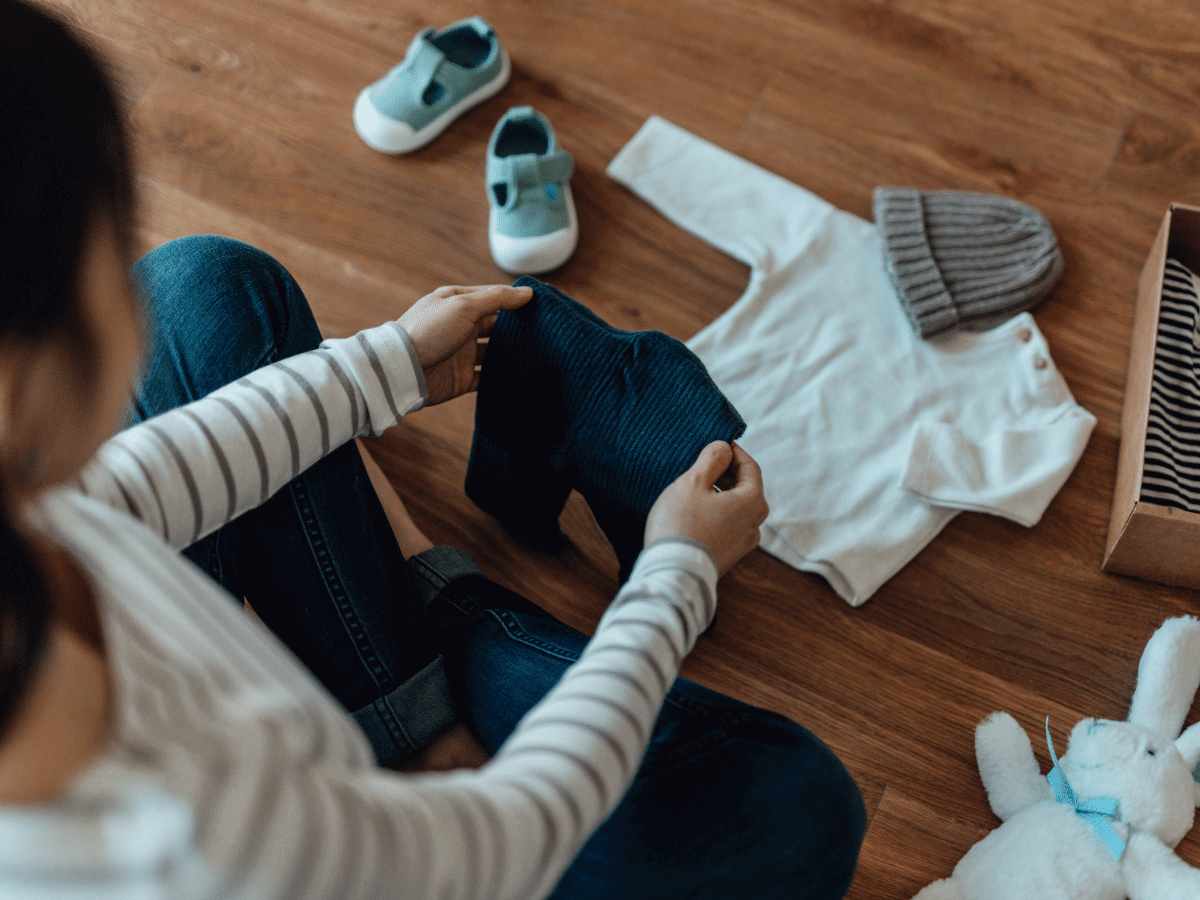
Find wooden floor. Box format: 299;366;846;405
39;0;1200;893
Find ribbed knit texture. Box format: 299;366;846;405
873;187;1064;338
466;277;746;579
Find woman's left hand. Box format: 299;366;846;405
397;284;532;406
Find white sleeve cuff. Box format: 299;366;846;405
637;537;719;581
318;320;427;435
621;538;720;637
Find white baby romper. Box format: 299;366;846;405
608;116;1096;606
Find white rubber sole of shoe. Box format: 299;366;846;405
489;184;579;275
354;48;511;154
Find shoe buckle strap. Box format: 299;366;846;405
405;37;446;98
491;151;574;206
538;150;574;184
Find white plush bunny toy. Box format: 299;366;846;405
914;616;1200;900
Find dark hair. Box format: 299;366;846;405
0;0;134;736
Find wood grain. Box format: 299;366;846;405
35;0;1200;893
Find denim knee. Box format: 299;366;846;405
133;234;293;303
707;713;866;899
555;701;866;900
134;234;315;349
786;728;867;898
128;235;322;419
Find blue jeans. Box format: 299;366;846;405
127;235;865;900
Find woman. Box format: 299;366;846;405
0;2;865;898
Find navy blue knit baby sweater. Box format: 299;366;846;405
466;277;746;580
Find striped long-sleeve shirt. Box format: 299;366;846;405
0;319;718;900
1141;257;1200;513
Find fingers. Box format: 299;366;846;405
687;440;734;488
727;442;763;494
426;284;532;319
436;284;524;295
431;284;514;297
714;467;736;491
463;284;533;317
477;312;499;338
727;442;769;524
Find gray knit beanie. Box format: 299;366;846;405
872;187;1064;338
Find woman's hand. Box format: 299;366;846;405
397;284;533;406
644;441;769;577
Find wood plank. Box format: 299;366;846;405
136;177;415;336
844;787;990;900
347;0;774;147
877;0;1200;111
131;59;749;342
730;43;1129;212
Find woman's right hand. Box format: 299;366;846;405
397;284;532;406
644;441;768;577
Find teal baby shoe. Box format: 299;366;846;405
486;107;577;274
354;17;509;154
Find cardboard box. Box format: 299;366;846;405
1104;203;1200;587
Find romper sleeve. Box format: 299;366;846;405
899;409;1097;526
74;320;427;551
606;115;836;269
219;540;719;900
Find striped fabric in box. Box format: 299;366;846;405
1142;257;1200;512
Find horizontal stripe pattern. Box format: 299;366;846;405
1141;258;1200;512
4;314;720;900
81;322;425;550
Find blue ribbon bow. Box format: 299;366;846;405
1045;717;1126;860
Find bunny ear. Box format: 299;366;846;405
1128;616;1200;739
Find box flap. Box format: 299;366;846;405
1105;205;1176;560
1103;500;1200;589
